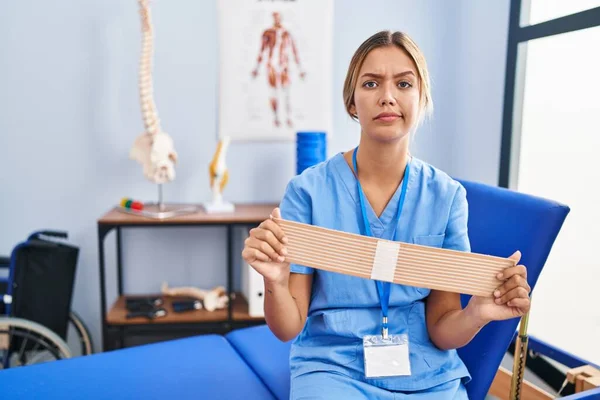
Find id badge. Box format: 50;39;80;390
363;333;411;378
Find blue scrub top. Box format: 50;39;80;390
279;152;472;392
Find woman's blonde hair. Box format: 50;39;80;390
343;30;433;123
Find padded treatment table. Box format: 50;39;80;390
0;334;275;400
226;325;292;400
1;325;600;399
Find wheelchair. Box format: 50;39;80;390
0;230;93;369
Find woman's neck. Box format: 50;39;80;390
353;135;410;187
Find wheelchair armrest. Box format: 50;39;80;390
28;231;68;241
0;256;9;268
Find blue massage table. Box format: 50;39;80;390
0;325;599;399
1;180;598;399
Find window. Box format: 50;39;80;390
522;0;600;26
516;23;600;366
500;1;600;393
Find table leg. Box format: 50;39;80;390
227;225;233;324
97;225;113;352
116;227;123;297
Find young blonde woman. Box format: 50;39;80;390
242;30;531;399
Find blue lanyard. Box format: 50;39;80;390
352;147;410;336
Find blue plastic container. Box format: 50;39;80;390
296;131;327;174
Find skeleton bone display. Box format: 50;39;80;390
129;0;177;184
161;282;230;312
203;136;235;213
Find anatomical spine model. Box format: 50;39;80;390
203;136;234;213
129;0;178;184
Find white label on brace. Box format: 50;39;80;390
370;240;399;282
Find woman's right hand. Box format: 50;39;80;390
242;208;290;287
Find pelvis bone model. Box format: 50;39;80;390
129;0;178;184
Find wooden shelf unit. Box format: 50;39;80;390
97;203;275;351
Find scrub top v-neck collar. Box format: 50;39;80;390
332;151;415;237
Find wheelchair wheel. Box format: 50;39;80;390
68;311;93;356
0;317;72;369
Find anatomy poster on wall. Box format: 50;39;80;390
217;0;333;141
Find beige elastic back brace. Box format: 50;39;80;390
274;218;515;297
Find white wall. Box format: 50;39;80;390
450;0;511;184
0;0;510;352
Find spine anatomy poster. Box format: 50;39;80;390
217;0;333;141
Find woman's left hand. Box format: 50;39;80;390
466;251;531;324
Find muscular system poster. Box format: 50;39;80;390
217;0;334;141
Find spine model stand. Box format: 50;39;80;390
129;0;178;185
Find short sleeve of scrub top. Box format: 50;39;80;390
442;184;470;252
279;179;314;275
